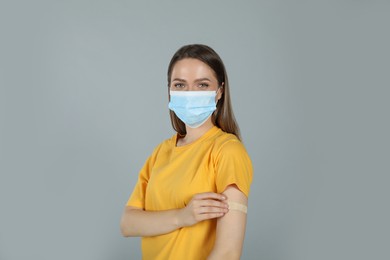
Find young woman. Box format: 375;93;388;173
121;44;253;260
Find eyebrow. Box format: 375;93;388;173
195;78;212;82
171;77;212;82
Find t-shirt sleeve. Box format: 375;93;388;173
215;139;253;197
126;144;162;208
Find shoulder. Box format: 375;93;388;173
212;129;253;195
155;132;178;149
212;129;248;156
147;133;177;159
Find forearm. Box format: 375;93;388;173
120;207;182;237
121;193;228;237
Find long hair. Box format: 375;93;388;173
167;44;241;140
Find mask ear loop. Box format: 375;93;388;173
213;86;223;125
212;84;224;126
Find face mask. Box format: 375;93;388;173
168;90;217;128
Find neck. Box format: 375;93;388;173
178;119;214;146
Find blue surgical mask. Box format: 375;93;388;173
168;90;217;128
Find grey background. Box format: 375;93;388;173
1;0;389;259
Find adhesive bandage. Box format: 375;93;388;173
227;201;248;214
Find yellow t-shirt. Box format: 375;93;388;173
126;126;253;260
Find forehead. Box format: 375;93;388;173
171;58;216;79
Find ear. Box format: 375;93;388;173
216;83;224;101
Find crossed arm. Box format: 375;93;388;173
120;184;247;259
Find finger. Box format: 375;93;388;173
198;199;229;209
197;212;226;221
198;206;229;214
193;192;226;201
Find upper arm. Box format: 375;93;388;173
124;205;143;212
215;139;253;198
209;184;248;259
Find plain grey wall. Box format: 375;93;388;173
1;0;389;259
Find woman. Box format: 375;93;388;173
121;44;253;260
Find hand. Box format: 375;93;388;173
177;192;229;227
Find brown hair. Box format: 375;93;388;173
167;44;241;140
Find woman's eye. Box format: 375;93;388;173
174;83;185;88
199;83;209;88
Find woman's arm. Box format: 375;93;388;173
207;185;248;260
120;206;181;237
120;192;229;237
